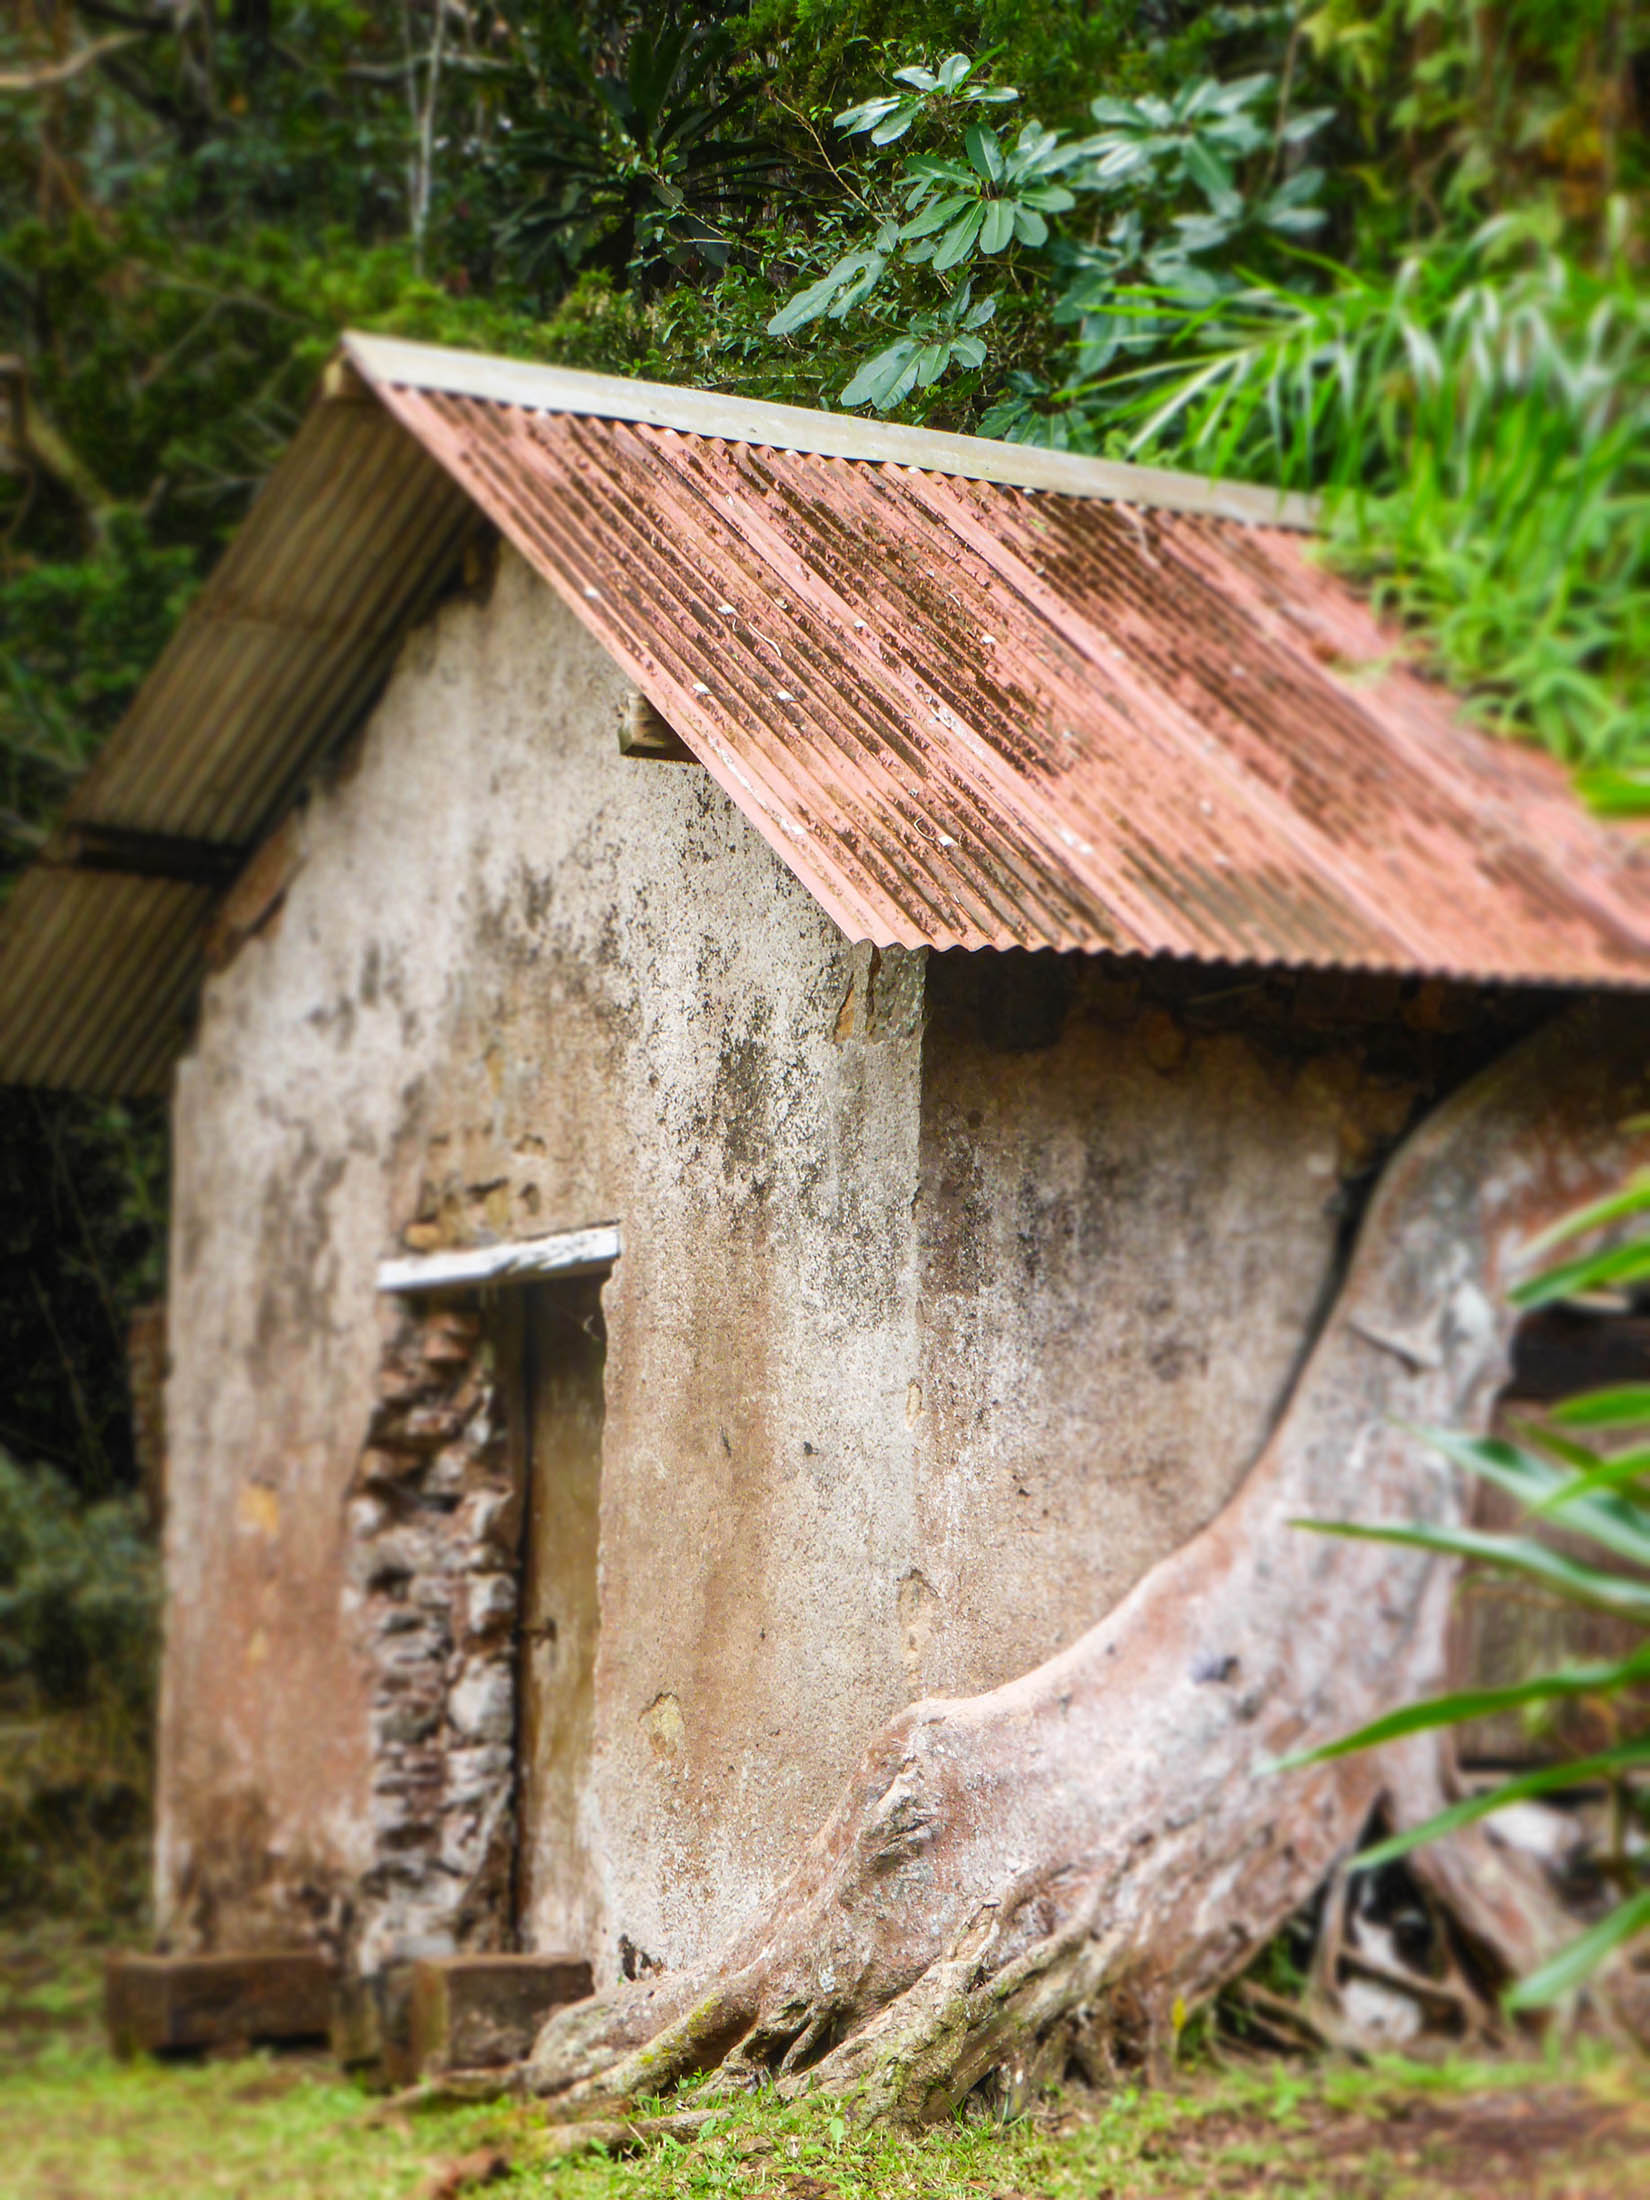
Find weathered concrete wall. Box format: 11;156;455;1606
905;955;1394;1699
160;547;927;1969
159;542;1449;1983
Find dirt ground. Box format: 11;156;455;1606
1111;2078;1650;2196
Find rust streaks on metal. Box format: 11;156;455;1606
376;380;1650;984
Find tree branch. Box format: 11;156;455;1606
0;33;141;94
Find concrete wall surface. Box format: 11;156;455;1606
159;543;1444;1983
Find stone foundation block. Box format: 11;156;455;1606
331;1965;416;2084
106;1951;333;2057
408;1954;593;2074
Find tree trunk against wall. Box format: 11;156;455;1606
528;1005;1650;2123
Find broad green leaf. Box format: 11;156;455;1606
903;158;975;200
1184;137;1240;217
937;54;971;92
1281;106;1336;144
965;123;1005;185
1510;1236;1650;1310
901;197;969;241
871;111;917;145
1293;1516;1650;1617
1205;72;1273;113
842;341;917;410
914;340;952;388
950;334;988;370
979;201;1015;255
1273;1643;1650;1770
1521;1172;1650;1259
1267;202;1329;237
1088;143;1152;187
1504;1888;1650;2009
1352;1738;1650;1869
933;202;986;272
1012;205;1049;248
835;95;902;133
1268;166;1327;208
766;251;884;337
891;66;938;92
1551;1385;1650;1430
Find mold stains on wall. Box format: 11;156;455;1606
162;1786;354;1962
907;950;1553;1699
831;943;927;1047
347;1302;524;1975
897;1569;941;1694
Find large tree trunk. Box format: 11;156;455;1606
529;1006;1650;2123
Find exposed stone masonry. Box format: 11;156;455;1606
348;1301;523;1976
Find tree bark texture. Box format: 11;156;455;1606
529;1005;1650;2123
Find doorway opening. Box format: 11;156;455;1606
506;1274;607;1958
369;1227;616;1969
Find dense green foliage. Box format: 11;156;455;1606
0;1446;157;1923
1287;1172;1650;2008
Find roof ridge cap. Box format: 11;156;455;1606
342;332;1318;532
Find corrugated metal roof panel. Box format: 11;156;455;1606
70;396;474;844
3;338;1647;1098
361;368;1650;983
342;333;1320;529
0;867;211;1096
0;382;478;1094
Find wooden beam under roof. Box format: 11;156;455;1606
52;823;249;890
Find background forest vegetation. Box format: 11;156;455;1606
0;0;1646;1929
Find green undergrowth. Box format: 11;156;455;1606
5;1941;1648;2200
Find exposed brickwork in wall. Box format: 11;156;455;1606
348;1302;523;1976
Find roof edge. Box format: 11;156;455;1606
343;333;1319;532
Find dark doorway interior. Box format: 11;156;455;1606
1455;1299;1650;1767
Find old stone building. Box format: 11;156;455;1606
4;341;1648;2049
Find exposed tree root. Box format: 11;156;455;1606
527;1007;1649;2124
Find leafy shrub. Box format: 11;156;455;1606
1106;219;1650;786
0;1450;159;1925
0;1450;159;1717
488;4;781;296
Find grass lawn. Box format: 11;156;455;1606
6;1926;1649;2200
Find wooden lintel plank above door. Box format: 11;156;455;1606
377;1224;621;1295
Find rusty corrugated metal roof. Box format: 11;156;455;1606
3;336;1648;1095
356;340;1650;978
